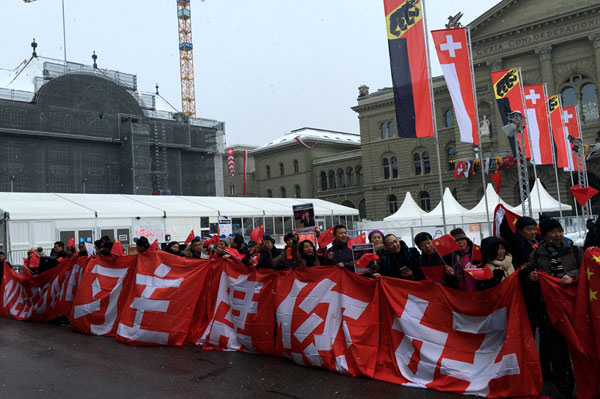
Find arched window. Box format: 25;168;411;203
380;123;387;139
280;186;286;198
320;171;328;191
383;158;390;179
560;74;599;124
356;165;363;186
267;189;273;198
447;146;456;171
388;121;394;138
358;199;366;219
391;156;398;178
341;200;355;208
423;151;431;174
293;159;299;174
346;167;354;186
295;185;301;198
445;109;454;127
336;168;345;187
279;162;285;176
328;170;336;189
266;165;271;179
419;191;431;211
414;153;422;175
388;195;398;214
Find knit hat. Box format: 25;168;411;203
368;230;384;242
539;218;563;237
414;232;433;247
450;227;468;241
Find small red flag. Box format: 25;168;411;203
498;155;517;171
148;239;159;252
317;227;334;249
354;253;379;269
224;247;243;261
432;234;460;257
203;234;219;246
504;210;521;233
250;225;264;244
28;252;40;269
570;184;599;206
110;240;124;257
67;237;76;249
184;230;195;245
491;173;502;194
453;161;466;178
465;265;494;280
421;265;446;283
347;232;367;248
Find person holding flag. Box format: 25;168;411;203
447;228;482;291
478;237;515;290
414;232;456;285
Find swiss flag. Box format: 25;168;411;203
347;232;367;248
110;240;124;257
317;227;334;249
524;84;553;165
570;184;599;206
250;224;264;244
432;234;460;257
563;105;581;172
184;230;195;245
547;95;569;168
453;161;466;178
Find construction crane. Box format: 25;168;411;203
177;0;196;118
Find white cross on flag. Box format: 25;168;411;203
562;105;582;171
226;147;235;177
432;28;478;145
523;84;553;165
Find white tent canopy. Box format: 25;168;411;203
463;184;514;223
421;187;470;225
514;178;572;214
384;192;427;225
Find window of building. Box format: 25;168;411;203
388;195;398;214
383;157;390;179
380;123;387;139
266;165;271;179
267;189;273;197
419;191;431;211
447;146;456;171
229;184;234;195
280;186;286;198
560;74;599;123
320;171;327;191
391;156;398;178
346;167;354;186
328;170;336;189
414;153;422;175
445;109;454;127
295;185;301;198
356;165;363;186
336;168;345;187
293;159;299;173
423;151;431;174
388;121;393;138
279;162;285;176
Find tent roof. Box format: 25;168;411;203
0;193;96;220
384;192;427;221
514;178;572;213
463;184;513;221
421;187;470;224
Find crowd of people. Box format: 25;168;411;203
8;214;594;399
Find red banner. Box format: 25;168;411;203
523;84;553;165
375;271;541;397
548;95;569;168
1;257;84;321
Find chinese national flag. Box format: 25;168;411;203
421;265;446;283
465;265;494;280
184;230;195;245
347;232;367;248
224;247;244;261
432;234;460;257
148;239;159;252
250;224;264;244
110;240;124;257
203;235;219;246
570;184;599;206
538;248;600;398
317;227;334;249
67;237;77;254
354;253;379;269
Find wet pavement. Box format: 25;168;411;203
0;317;463;399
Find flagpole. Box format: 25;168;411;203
516;68;533;218
467;27;491;234
574;104;592;217
422;0;447;233
544;85;563;219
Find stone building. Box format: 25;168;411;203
354;0;600;220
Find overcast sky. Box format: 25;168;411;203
1;0;499;146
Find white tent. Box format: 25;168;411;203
384;192;427;225
463;184;514;223
421;187;470;225
514;178;572;214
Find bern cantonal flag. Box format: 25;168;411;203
562;105;582;172
453;161;466;178
432;234;460;257
570;184;599;206
347;232;367;248
317;227;334;249
384;0;434;138
491;68;532;159
226;147;235;177
432;28;478;145
548;95;570;168
523;84;553;165
538;248;600;398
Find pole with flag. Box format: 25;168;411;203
383;0;446;231
541;85;563;218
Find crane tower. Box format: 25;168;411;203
177;0;196;118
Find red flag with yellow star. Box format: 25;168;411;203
432;234;460;257
538;248;600;398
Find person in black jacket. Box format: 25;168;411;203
511;217;539;268
379;234;424;281
325;225;354;271
414;232;455;285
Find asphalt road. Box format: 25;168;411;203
0;317;464;399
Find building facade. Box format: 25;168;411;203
0;57;225;196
